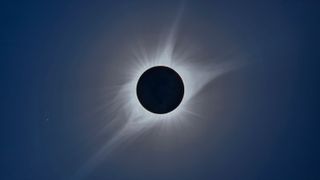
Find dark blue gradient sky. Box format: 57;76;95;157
1;0;320;180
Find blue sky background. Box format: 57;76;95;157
1;0;320;179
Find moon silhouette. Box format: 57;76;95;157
136;66;184;114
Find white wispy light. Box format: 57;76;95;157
73;16;241;180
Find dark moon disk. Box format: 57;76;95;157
136;66;184;114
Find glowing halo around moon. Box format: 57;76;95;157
119;43;203;123
73;19;242;180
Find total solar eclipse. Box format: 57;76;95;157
136;66;184;114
